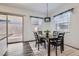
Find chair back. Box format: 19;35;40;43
53;31;58;37
33;32;39;41
57;32;65;44
38;31;42;35
58;32;65;36
58;32;65;40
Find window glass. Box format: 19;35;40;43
31;17;43;31
53;11;72;32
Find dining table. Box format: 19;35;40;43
38;34;58;56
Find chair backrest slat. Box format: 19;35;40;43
33;32;39;41
53;31;59;37
38;31;42;35
57;33;65;44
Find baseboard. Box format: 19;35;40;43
8;40;36;44
65;44;79;50
24;40;36;42
8;41;24;44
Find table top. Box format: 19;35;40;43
38;34;58;39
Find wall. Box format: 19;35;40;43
50;3;79;48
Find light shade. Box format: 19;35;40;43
44;17;51;22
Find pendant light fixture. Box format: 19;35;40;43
44;3;51;22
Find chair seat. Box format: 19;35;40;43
50;41;61;46
38;39;45;43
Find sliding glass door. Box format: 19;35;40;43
0;13;23;55
8;15;23;43
0;13;23;44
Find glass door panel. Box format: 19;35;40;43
0;14;6;39
8;15;22;43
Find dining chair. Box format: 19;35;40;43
50;32;65;56
33;32;46;50
53;31;59;37
38;31;42;35
49;31;59;46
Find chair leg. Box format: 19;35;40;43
38;43;39;51
62;44;64;51
60;43;64;53
60;46;63;53
41;43;42;46
56;46;57;56
44;42;46;49
35;42;37;47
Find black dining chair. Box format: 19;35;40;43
33;32;46;50
53;31;59;37
50;32;65;56
50;31;59;46
38;31;43;35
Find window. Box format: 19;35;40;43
53;10;72;32
30;16;43;31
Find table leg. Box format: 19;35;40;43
55;39;57;56
38;42;39;51
48;39;50;56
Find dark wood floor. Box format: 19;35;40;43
4;42;34;56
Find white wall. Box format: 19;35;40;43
50;3;79;48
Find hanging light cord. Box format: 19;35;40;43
46;3;48;17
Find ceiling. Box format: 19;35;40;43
0;3;63;15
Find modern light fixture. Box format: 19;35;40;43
44;3;51;22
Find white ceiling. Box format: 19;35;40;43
0;3;63;15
